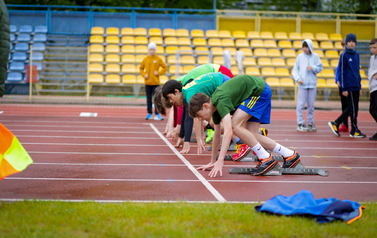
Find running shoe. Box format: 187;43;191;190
232;144;251;161
145;113;153;120
307;124;317;132
370;132;377;140
339;124;349;132
328;121;340;136
154;114;163;121
260;128;268;136
250;155;277;176
282;151;301;168
349;130;366;138
297;124;309;132
205;129;214;143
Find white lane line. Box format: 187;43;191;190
28;151;176;156
5;124;154;129
0;119;151;125
9;129;150;134
150;123;226;203
22;143;166;147
16;135;161;139
79;112;98;117
5;177;199;182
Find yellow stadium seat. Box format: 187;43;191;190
360;70;367;79
88;74;104;83
105;54;120;63
302;32;314;40
219;30;232;38
136;55;146;63
275;32;288;40
239;48;253;57
166;46;178;55
221;39;235;47
157;45;164;54
163;28;176;37
250;39;264;48
231;66;240;76
121;36;135;45
148;28;161;37
330;59;339;68
169;65;183;75
105;45;120;54
316;33;329;41
320;42;334;50
149;37;163;45
135;45;148;54
106;36;119;44
213;56;224;65
275;68;290;77
317;78;327;88
278;40;292;49
326;78;338;88
224;47;236;56
208;38;221;47
176;29;189;37
197;56;210;64
280;78;295;87
121;27;134;36
330;33;342;42
122;64;137;74
272;58;286;67
192;38;206;46
258;58;272;66
206;30;219;38
195;46;209;55
135;36;148;45
134;27;147;36
233;30;246;39
191;29;204;38
165;37;178;45
262;67;276;77
320;69;335;78
361;79;369;89
286;58;296;67
181;55;196;65
88;63;103;73
321;59;330;68
105;64;120;73
121;54;135;63
211;47;224;55
183;65;196;74
289;32;302;40
105;74;120;84
160;75;169;85
231;57;237;66
282;49;296;58
243;57;256;66
264;40;277;48
334;42;343;50
261;31;273;39
254;48;268;57
179;46;193;55
178;37;192;46
247;31;260;39
90;35;104;44
313;50;325;58
167;55;177;64
245;67;260;76
136;75;145;83
312;41;319;49
235;39;250;48
265;77;280;87
325;50;339;59
89;53;104;62
122;75;137;84
106;27;119;36
89;44;104;53
91;27;104;35
267;49;281;57
293;40;303;49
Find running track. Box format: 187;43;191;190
0;104;376;203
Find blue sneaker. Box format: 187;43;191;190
145;113;153;120
154;114;163;121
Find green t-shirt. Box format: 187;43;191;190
182;72;224;103
211;75;266;125
175;75;186;82
182;64;220;85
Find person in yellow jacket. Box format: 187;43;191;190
140;42;168;120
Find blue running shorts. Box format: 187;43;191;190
222;74;231;83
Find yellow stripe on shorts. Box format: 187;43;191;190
246;96;260;109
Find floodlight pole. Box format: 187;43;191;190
213;0;216;10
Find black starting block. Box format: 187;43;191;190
208;142;238;151
217;154;283;162
229;161;329;177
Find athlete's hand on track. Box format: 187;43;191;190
196;139;206;155
197;160;223;177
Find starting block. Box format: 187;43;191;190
208;142;238;151
217;154;283;162
229;161;329;177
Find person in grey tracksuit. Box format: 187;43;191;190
368;38;377;140
292;39;323;132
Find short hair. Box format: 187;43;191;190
153;86;167;116
162;80;182;100
302;42;308;48
341;38;346;47
188;93;210;118
370;38;377;45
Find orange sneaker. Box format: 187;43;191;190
232;144;251;161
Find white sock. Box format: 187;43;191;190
233;137;240;143
273;143;294;157
251;143;270;160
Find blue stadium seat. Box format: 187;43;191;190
6;72;23;82
33;34;47;42
16;34;31;42
14;43;29;51
32;52;44;61
34;25;48;34
10;43;13;50
33;62;43;71
9;62;25;71
19;25;33;33
9;25;17;33
8;53;11;60
10;34;15;41
33;43;46;51
12;52;27;61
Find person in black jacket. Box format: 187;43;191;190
0;0;10;97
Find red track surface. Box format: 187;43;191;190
0;104;376;203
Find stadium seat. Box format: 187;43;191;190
330;33;342;42
192;38;206;46
260;31;273;39
195;46;209;55
278;40;292;49
90;44;104;53
105;74;121;83
32;52;44;61
265;77;280;87
149;28;162;37
33;62;42;71
168;65;183;75
235;39;250;48
156;45;164;54
282;49;296;58
320;69;335;78
247;31;260;39
191;29;204;38
361;79;369;89
330;59;339;68
91;27;104;35
197;56;210;64
326;78;338;88
239;48;253;57
286;58;296;67
179;46;193;55
301;32;314;40
176;29;189;37
272;58;286;67
250;40;264;48
289;32;302;40
321;59;330;68
243;57;256;66
163;28;176;37
275;32;288;40
35;25;48;34
224;47;236;56
89;63;103;73
280;78;295;87
208;38;221;47
320;42;334;50
106;27;119;36
254;48;268;57
106;45;120;54
183;65;196;74
33;43;46;51
88;74;104;83
160;75;169;84
9;62;25;71
122;75;137;84
334;42;343;50
316;78;327;88
121;64;137;74
135;36;148;45
221;39;235;47
233;31;246;39
313;50;324;58
8;53;11;60
12;52;27;61
121;45;135;54
121;54;135;63
267;49;281;57
181;55;195;65
9;25;17;33
312;41;319;49
90;35;104;44
360;70;367;79
275;68;290;77
165;46;178;55
325;50;339;59
261;67;275;77
135;45;148;54
264;40;277;48
105;64;120;74
105;54;120;63
165;37;178;45
89;53;104;62
231;66;240;76
33;34;47;42
293;40;303;49
167;55;177;64
6;72;23;82
136;55;146;63
245;67;260;76
10;34;15;41
316;33;329;41
206;30;219;38
16;34;31;42
258;58;272;67
213;56;224;65
219;30;231;38
121;36;135;44
178;37;192;46
149;36;163;45
121;27;134;36
210;47;223;56
19;25;33;33
134;28;147;36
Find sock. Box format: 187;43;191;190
272;143;294;158
233;137;240;143
251;143;270;160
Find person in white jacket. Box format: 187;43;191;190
292;39;323;132
368;38;377;140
